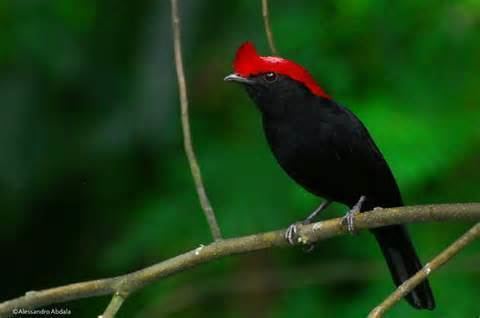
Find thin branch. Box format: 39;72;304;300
368;222;480;318
170;0;222;241
261;0;278;55
0;203;479;318
99;292;127;318
138;254;480;317
95;1;223;315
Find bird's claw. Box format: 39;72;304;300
284;201;331;250
302;243;315;253
342;210;358;234
341;195;366;235
285;222;300;245
285;222;315;252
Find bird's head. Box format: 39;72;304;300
224;42;329;115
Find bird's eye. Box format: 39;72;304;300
264;72;277;82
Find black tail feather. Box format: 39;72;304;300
372;225;435;310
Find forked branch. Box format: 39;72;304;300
368;222;480;317
0;203;479;318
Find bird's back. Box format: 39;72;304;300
262;96;402;210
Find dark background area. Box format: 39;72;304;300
1;1;479;317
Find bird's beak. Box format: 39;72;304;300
224;73;254;85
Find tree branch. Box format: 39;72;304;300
261;0;278;55
170;0;222;241
368;221;480;318
96;1;225;315
100;292;127;318
0;203;479;318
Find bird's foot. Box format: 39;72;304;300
285;222;301;245
284;200;332;251
285;222;316;252
341;195;366;234
342;210;358;234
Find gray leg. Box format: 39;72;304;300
304;200;332;224
342;195;366;234
285;200;332;245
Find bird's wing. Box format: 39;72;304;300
333;106;404;208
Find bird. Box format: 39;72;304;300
224;42;435;310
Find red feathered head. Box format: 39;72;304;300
231;42;329;98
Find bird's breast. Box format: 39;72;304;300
262;117;341;197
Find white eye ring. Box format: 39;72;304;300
264;72;278;82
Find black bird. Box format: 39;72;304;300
224;42;435;310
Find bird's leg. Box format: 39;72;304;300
285;200;332;246
304;200;332;224
341;195;366;234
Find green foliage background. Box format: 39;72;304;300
1;0;479;317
